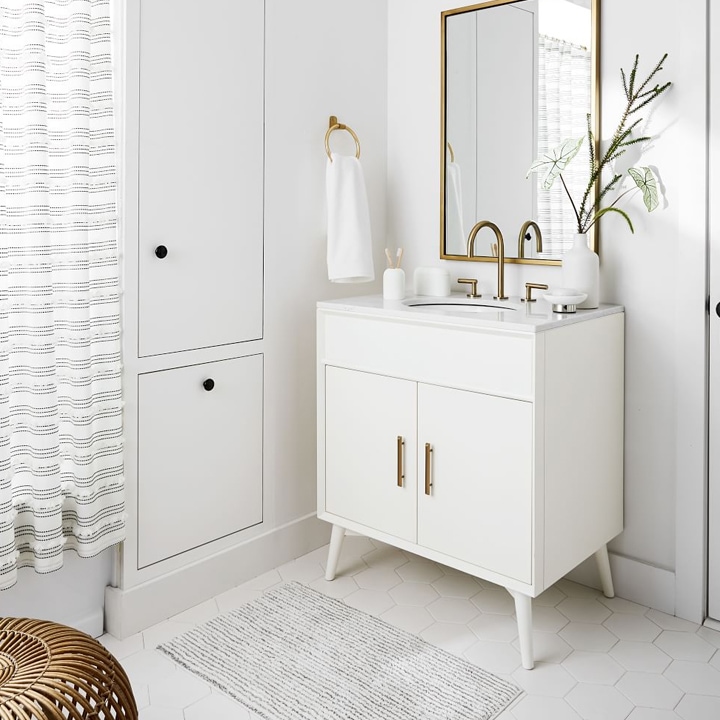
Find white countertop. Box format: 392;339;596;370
317;293;624;333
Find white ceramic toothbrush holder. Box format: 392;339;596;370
383;268;405;300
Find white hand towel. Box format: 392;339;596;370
326;153;374;283
446;160;465;251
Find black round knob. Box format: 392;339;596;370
203;378;215;392
154;245;168;259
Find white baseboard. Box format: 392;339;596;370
104;514;331;638
565;551;675;615
73;609;106;638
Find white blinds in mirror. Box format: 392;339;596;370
536;35;592;255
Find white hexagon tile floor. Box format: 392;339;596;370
100;537;720;720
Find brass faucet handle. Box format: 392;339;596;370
522;282;549;303
457;278;481;298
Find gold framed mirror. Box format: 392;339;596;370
440;0;600;265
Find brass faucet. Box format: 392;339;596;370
467;220;508;300
517;220;543;259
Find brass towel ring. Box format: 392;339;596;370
447;142;455;163
325;115;361;161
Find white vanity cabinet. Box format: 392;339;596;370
317;296;624;669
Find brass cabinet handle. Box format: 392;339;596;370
397;436;405;487
424;443;433;495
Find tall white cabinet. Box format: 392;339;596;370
106;0;267;636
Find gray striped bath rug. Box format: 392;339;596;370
158;581;520;719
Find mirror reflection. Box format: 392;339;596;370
441;0;596;264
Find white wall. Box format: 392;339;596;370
264;0;387;528
599;0;707;622
0;551;112;636
388;0;708;620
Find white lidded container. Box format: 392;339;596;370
413;267;451;297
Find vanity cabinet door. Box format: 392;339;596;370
137;354;263;568
417;384;533;583
325;366;417;542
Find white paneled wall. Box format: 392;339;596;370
104;0;388;636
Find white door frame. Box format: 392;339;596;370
708;0;720;623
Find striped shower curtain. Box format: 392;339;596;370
536;35;592;256
0;0;124;590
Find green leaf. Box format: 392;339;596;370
526;137;584;190
628;166;659;211
593;206;635;233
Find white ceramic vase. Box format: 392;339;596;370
562;233;599;309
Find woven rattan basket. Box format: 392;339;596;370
0;617;137;719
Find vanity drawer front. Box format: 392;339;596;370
320;312;534;399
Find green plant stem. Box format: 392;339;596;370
577;54;670;233
560;174;582;232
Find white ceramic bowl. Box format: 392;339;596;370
543;291;588;306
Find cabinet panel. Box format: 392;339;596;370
138;0;264;356
138;355;263;568
417;384;533;583
325;367;417;542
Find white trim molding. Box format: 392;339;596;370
104;514;330;638
566;551;676;615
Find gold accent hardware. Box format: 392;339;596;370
467;220;507;300
424;443;433;496
517;221;543;259
325;115;361;161
447;141;455;163
397;436;405;487
522;282;549;303
457;278;480;298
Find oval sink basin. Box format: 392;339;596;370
403;301;517;313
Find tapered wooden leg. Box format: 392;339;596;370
325;525;346;581
595;544;615;598
509;589;534;670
